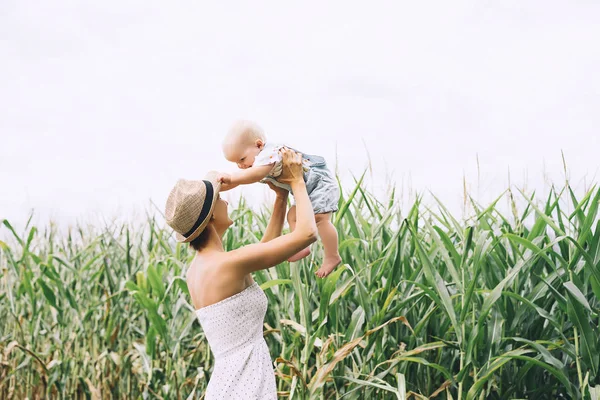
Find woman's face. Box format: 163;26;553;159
212;195;233;234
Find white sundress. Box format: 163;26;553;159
195;282;277;399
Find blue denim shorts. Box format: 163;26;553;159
303;164;339;214
261;150;340;214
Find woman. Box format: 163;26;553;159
164;149;317;399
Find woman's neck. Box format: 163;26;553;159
200;225;225;253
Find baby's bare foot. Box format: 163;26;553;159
287;247;311;262
315;255;342;278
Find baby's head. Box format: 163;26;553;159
222;120;266;169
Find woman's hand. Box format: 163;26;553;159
266;181;289;199
277;147;304;186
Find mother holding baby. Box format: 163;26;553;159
164;148;316;399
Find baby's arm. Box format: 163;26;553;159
220;164;274;190
231;164;273;185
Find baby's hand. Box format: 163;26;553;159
218;173;231;185
218;173;237;191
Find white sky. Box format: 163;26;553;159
1;1;599;233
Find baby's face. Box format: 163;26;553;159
225;140;263;169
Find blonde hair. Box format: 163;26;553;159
223;120;266;148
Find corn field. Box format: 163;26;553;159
1;176;600;399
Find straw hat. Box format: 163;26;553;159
165;171;222;243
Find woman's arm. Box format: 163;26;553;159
223;149;317;275
260;183;289;243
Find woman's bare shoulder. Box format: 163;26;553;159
186;252;253;309
186;252;223;286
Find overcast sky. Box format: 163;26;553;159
1;1;599;232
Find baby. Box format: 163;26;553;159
219;120;342;278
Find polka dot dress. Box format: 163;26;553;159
195;282;277;399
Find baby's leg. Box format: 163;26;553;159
315;213;342;278
286;205;312;262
